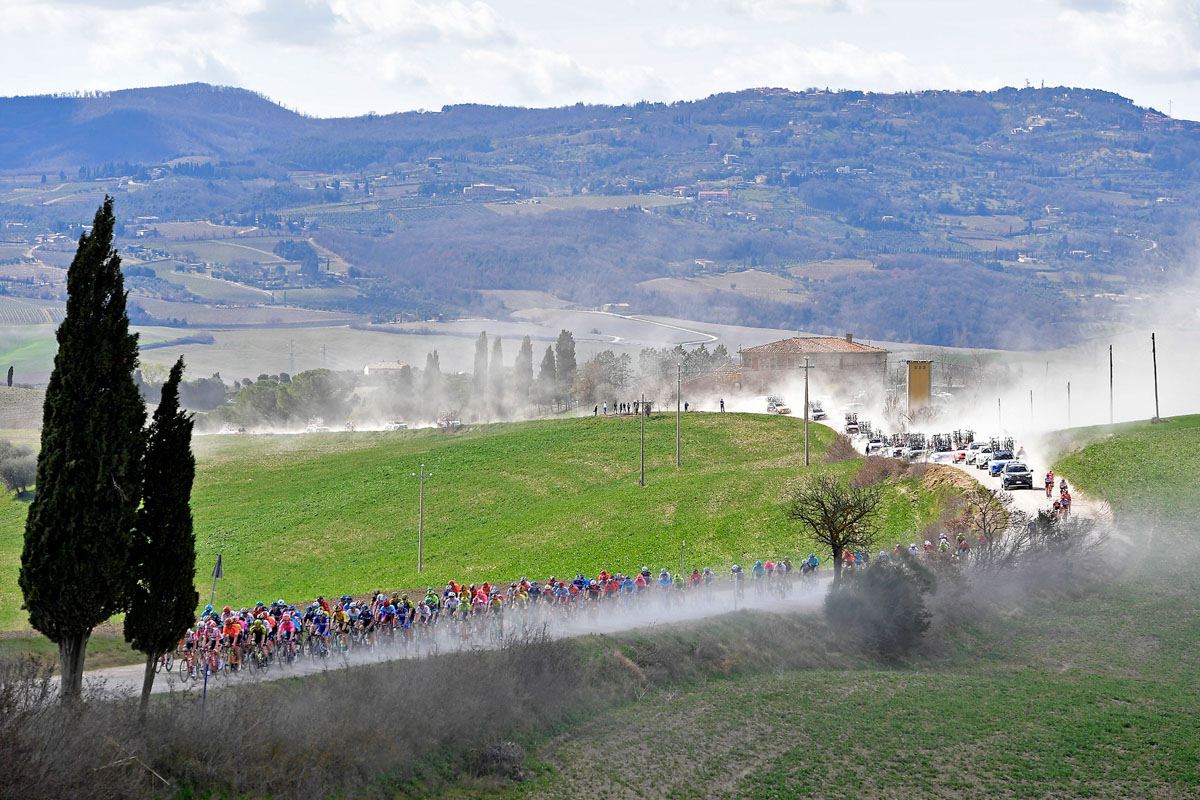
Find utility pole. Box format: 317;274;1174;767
676;363;681;468
289;339;295;375
639;392;646;487
1152;332;1160;421
1030;389;1034;427
998;396;1002;432
1067;381;1071;428
411;464;432;572
1109;344;1114;425
801;356;812;466
680;539;685;579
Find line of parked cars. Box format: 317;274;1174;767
957;441;1033;490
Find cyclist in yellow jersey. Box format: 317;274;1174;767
332;605;351;634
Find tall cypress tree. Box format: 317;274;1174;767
473;331;489;408
536;346;557;409
555;329;577;404
490;336;505;417
514;335;533;405
126;357;197;712
20;198;146;700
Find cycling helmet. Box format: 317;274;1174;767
187;628;194;635
255;601;264;607
223;606;231;613
756;560;762;566
661;568;669;575
205;604;213;612
732;564;740;570
589;579;597;586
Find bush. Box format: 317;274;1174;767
0;454;35;495
823;434;860;463
852;455;906;487
0;439;35;496
824;555;935;660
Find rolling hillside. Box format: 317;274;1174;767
3;83;1200;347
0;413;952;630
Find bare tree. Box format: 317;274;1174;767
784;475;882;583
954;485;1027;571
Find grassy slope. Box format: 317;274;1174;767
0;414;949;631
1052;412;1200;519
456;417;1200;800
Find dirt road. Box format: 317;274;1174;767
77;582;826;698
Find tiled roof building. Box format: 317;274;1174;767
738;335;886;391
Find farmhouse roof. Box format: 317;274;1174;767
740;336;885;356
364;361;409;371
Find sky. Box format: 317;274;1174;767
1;0;1198;119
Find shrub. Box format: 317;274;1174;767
0;454;35;495
824;555;935;660
823;434;860;463
852;455;906;487
0;439;35;496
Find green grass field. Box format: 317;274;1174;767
0;414;951;632
144;261;275;304
1052;413;1200;519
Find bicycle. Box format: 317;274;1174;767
248;645;270;672
221;642;242;672
155;649;175;674
279;637;297;665
177;648;199;682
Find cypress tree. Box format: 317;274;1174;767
472;331;488;407
126;357;197;712
536;346;557;409
490;336;504;417
422;350;442;417
19;198;146;700
555;329;577;404
514;335;533;404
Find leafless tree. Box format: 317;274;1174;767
784;475;882;583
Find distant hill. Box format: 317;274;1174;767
3;82;1200;348
0;84;311;168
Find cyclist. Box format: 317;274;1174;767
247;616;270;662
731;564;745;597
311;603;330;655
332;603;351;640
220;614;243;665
1045;470;1054;498
278;612;298;653
658;568;672;592
752;560;766;582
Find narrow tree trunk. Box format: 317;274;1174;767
140;652;157;715
832;549;843;584
58;630;89;702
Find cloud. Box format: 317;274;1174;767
726;0;867;22
661;25;738;49
330;0;517;46
1058;0;1200;82
247;0;340;46
708;41;949;93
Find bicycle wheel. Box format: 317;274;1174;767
177;655;192;682
163;651;175;672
